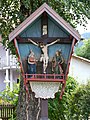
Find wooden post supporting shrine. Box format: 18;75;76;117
40;99;48;120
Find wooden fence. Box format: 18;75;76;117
0;104;15;120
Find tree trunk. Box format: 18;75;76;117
17;76;41;120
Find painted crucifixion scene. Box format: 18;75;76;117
18;38;67;76
27;39;65;74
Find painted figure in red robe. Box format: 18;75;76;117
28;50;36;74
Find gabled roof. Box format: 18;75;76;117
9;3;81;41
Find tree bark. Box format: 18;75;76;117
17;76;41;120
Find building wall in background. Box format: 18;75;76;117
0;44;20;91
69;55;90;84
0;71;6;91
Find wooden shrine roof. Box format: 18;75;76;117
9;3;81;41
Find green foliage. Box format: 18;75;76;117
76;39;90;60
69;80;90;120
0;0;20;54
0;83;20;105
48;76;78;120
49;77;90;120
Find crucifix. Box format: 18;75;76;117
28;39;60;73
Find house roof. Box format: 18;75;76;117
72;54;90;64
9;3;81;41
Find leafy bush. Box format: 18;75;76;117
70;80;90;120
48;76;78;120
49;77;90;120
0;83;19;105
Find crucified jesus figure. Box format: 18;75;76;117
28;39;60;73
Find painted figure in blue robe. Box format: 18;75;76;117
52;50;64;74
28;50;36;74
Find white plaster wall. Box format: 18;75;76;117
0;45;6;59
69;56;90;84
0;45;6;67
0;45;7;91
13;70;20;83
0;70;6;91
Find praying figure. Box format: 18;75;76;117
28;39;60;73
52;50;64;74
